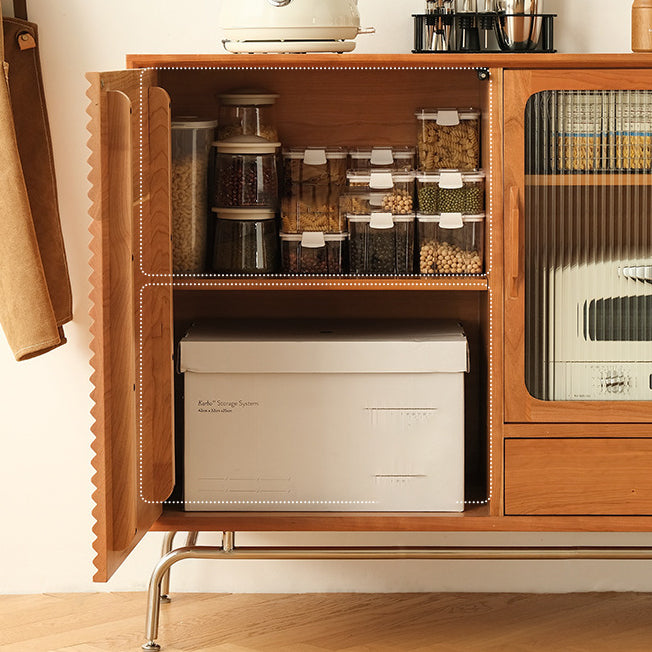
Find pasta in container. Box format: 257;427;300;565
416;108;481;171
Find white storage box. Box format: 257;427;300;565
180;320;468;512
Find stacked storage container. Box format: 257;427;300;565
415;109;486;276
280;147;349;274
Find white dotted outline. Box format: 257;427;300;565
136;64;494;508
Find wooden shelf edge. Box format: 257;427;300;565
171;276;489;292
152;507;652;532
126;53;652;71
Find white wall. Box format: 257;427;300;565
0;0;645;595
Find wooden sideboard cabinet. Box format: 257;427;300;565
86;54;652;583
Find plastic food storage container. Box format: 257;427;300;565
171;118;217;274
416;108;481;171
211;208;279;275
348;213;415;275
346;170;415;214
349;146;416;171
416;170;485;214
280;232;348;275
217;89;279;142
281;147;349;232
417;213;485;275
213;136;281;209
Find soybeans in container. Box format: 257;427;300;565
171;118;217;274
345;169;415;214
416;108;481;171
348;213;415;276
280;232;348;275
418;213;484;275
218;89;279;142
349;146;416;171
282;147;348;232
417;170;485;215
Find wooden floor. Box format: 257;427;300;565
1;592;652;651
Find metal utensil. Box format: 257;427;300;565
498;0;542;51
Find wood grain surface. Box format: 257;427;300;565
3;592;652;651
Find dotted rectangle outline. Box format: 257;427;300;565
135;65;494;508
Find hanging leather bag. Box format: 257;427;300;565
0;0;72;361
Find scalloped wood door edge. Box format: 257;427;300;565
86;70;174;582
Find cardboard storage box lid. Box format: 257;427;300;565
180;320;469;374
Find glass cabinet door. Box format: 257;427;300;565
504;70;652;423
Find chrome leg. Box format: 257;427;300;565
159;531;177;603
186;531;198;547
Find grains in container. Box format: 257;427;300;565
280;232;348;275
218;89;279;142
171;118;217;274
417;213;484;275
416;170;485;214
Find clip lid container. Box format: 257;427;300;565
280;231;348;275
346;170;415;214
282;147;349;233
171;118;217;274
417;170;485;214
348;213;415;275
349;146;416;170
211;208;279;275
213;135;280;209
218;89;279;141
418;213;484;275
416;108;481;171
181;319;467;512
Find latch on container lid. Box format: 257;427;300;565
303;148;328;165
438;171;464;189
436;110;460;126
370;148;395;166
301;232;326;248
370;212;395;229
439;213;464;229
369;171;394;189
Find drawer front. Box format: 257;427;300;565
505;438;652;516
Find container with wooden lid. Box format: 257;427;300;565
632;0;652;52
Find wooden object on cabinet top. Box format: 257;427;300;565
505;438;652;516
126;53;652;70
152;508;652;533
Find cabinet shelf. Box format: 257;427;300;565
526;174;652;186
171;276;489;292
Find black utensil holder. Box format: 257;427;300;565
413;12;556;53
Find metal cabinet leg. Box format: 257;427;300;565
159;532;177;603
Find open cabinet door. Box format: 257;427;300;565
86;70;174;582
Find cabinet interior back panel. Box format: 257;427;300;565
159;69;482;146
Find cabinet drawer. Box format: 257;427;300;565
505;438;652;516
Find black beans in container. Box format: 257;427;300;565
212;209;279;275
348;215;415;276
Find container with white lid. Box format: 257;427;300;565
171;117;218;274
280;232;348;275
416;170;485;214
282;147;349;233
213;135;281;209
211;208;279;275
346;169;415;214
218;89;279;142
349;146;416;171
416;108;481;171
417;213;484;275
348;213;415;276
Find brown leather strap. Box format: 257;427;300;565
13;0;28;21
